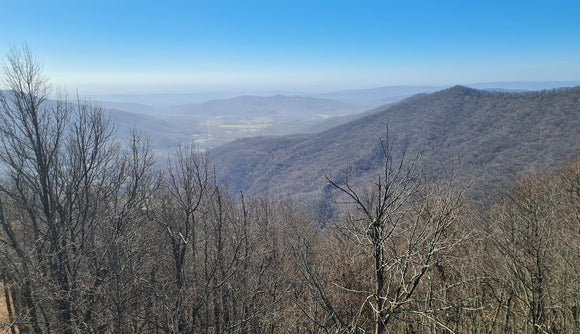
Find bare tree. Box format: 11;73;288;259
0;44;156;333
151;142;218;332
321;128;466;333
483;161;580;334
0;44;70;332
94;129;159;333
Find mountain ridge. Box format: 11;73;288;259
210;85;580;204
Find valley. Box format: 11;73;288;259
2;1;579;330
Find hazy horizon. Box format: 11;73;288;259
1;1;579;96
84;80;580;108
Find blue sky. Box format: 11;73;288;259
1;0;579;94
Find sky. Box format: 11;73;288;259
1;0;579;95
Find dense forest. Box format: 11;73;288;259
211;83;580;205
1;47;579;333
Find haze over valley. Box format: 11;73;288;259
90;80;579;153
1;1;580;333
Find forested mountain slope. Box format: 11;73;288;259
2;47;579;332
211;85;580;202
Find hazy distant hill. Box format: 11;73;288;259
101;101;161;115
0;92;366;154
170;95;360;118
312;81;580;108
163;95;364;148
101;95;364;151
211;86;580;204
0;93;185;155
107;109;188;152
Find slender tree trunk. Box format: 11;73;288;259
22;280;43;334
374;224;387;334
2;279;17;334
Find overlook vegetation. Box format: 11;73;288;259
0;47;579;334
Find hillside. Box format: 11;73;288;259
108;108;190;152
211;85;580;203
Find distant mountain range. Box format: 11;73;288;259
169;95;359;118
210;85;580;207
105;95;367;151
92;81;580;152
91;81;580;108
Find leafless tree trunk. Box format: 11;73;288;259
483;161;580;334
324;127;466;333
153;142;217;332
0;45;155;333
0;44;69;333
